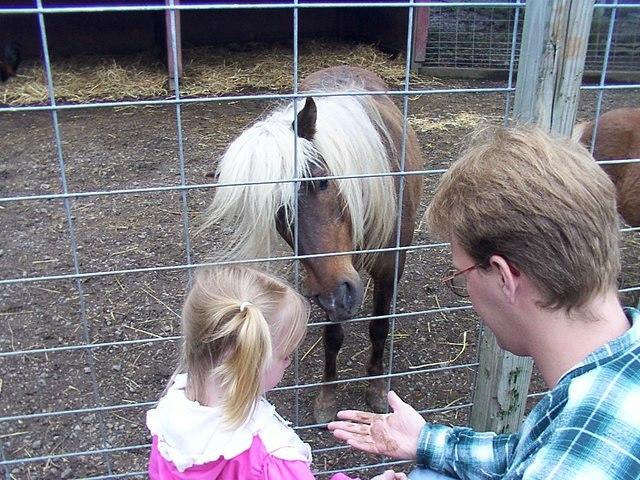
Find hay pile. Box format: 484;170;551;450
408;112;500;133
1;41;442;106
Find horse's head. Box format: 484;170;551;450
276;97;364;322
205;93;396;321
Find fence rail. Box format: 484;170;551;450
1;1;638;479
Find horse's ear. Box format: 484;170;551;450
294;97;316;140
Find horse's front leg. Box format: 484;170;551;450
365;280;392;413
314;321;344;423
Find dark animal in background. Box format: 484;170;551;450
574;107;640;227
0;42;21;82
202;66;423;423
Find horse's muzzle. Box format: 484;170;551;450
316;278;363;322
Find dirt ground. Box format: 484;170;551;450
1;71;639;480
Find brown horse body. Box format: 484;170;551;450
576;107;640;227
204;66;423;422
299;67;423;421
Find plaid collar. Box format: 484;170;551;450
558;306;640;386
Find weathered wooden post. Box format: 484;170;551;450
470;0;594;434
166;0;183;89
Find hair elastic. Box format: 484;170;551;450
239;301;252;312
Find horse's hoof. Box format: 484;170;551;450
365;382;388;413
314;392;338;424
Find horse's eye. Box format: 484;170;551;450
318;179;329;191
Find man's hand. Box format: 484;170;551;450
371;470;408;480
327;390;426;460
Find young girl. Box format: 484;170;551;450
146;266;356;480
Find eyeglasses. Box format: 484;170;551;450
441;263;482;297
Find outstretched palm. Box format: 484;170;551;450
328;391;426;460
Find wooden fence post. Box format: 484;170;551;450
411;7;430;67
470;0;594;434
166;0;183;89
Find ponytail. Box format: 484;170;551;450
215;303;272;428
179;266;308;430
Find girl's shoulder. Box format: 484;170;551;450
254;398;312;463
146;376;310;471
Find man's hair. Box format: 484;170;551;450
426;124;621;311
178;265;309;428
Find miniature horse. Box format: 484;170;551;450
574;107;640;227
202;66;423;422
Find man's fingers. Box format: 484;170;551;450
327;420;353;431
345;437;380;455
330;427;382;455
328;421;370;435
331;428;356;443
335;409;378;423
372;470;397;480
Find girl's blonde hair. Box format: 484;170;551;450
178;266;309;428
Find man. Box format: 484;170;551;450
328;125;640;479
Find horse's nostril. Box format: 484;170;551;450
316;294;336;312
340;281;353;304
315;280;362;320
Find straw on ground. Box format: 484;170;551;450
1;41;443;106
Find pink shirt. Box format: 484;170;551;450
149;435;354;480
146;375;356;480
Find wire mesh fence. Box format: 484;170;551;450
422;1;640;73
0;2;639;480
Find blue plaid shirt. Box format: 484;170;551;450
416;307;640;479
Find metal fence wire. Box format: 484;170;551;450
422;0;640;72
1;2;639;480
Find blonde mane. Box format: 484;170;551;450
201;92;397;264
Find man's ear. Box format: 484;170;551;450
489;255;519;303
293;97;316;140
